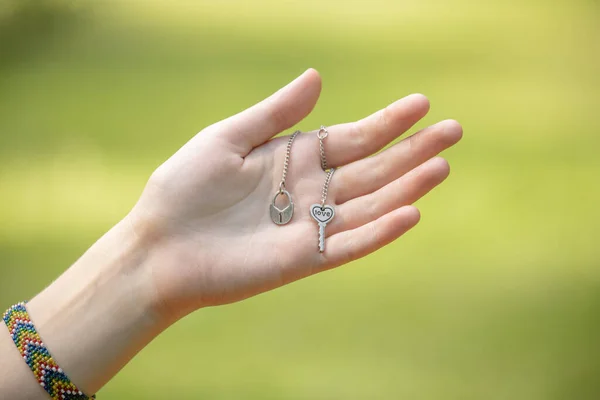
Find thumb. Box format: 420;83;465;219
213;68;322;155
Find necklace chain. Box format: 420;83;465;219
277;127;335;210
321;167;335;208
317;125;334;208
278;130;300;193
318;125;329;170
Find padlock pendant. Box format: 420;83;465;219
270;190;294;225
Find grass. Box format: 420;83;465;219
1;0;599;398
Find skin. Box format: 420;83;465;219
0;69;462;398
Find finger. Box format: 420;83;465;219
322;93;430;168
322;205;420;268
333;119;462;204
211;68;322;155
327;157;450;236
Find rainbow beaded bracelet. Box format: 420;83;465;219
2;302;96;400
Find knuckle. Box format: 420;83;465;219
379;106;393;132
268;105;290;132
405;131;419;153
349;123;368;150
343;235;359;263
369;221;380;245
370;158;386;185
366;200;380;221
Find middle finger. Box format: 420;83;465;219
332;119;462;204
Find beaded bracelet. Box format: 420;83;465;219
2;302;96;400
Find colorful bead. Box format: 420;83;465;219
3;302;96;399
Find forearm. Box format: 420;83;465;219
0;215;166;397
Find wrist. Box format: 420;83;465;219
24;215;168;394
127;202;212;321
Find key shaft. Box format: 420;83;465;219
318;223;326;252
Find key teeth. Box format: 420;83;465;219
319;224;325;252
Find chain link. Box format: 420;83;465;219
278;127;335;210
317;125;335;208
321;167;335;208
318;125;328;170
279;130;300;193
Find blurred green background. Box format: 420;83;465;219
1;0;599;398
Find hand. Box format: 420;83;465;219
131;69;462;319
0;70;462;396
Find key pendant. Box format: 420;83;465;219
270;190;294;225
310;204;335;252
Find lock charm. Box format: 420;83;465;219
270;189;294;225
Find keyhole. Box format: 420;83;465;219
279;213;282;223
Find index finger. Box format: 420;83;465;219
321;93;430;167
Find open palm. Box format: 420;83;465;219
131;69;462;319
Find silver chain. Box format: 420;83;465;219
317;125;328;170
321;167;335;208
278;130;300;193
317;125;335;208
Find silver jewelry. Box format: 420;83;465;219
318;124;329;171
270;130;300;225
310;126;336;252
